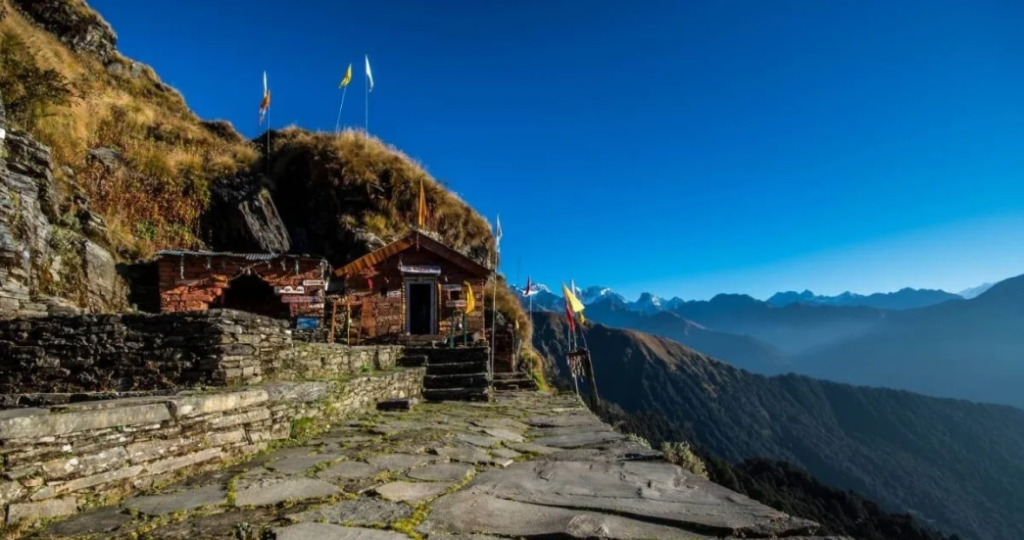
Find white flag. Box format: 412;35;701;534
365;55;374;92
495;215;503;251
263;70;268;95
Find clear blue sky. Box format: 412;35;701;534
93;0;1024;300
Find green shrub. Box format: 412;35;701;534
662;441;708;479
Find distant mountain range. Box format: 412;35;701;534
766;288;961;310
518;274;1024;408
531;312;1024;540
516;281;986;314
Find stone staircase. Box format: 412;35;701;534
406;347;491;402
493;372;539;392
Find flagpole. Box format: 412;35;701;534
365;66;369;132
490;249;498;377
265;108;270;174
334;86;348;135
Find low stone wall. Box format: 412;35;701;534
274;343;402;380
0;368;424;528
0;309;406;396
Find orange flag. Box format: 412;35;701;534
417;179;428;228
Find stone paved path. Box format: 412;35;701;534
25;392;848;540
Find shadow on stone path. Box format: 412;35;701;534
24;392;849;540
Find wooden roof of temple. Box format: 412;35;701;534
334;229;491;279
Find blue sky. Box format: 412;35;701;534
93;0;1024;300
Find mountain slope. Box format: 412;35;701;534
767;288;962;310
669;294;888;354
795;273;1024;408
532;312;1024;540
584;297;791;374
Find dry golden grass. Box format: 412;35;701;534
1;0;535;345
0;0;256;258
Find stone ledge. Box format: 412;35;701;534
0;368;425;530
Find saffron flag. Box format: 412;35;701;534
465;282;476;312
365;55;374;92
417;179;427;228
562;283;585;313
339;64;352;88
259;71;270;124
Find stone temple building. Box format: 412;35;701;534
333;230;491;343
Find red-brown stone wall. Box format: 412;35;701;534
157;256;329;321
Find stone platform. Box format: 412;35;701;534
18;392;848;540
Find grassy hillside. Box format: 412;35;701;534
532;312;1024;540
0;0;256;258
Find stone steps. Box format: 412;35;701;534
422;387;490;402
425;360;488;375
493;374;538;392
423;373;490;390
410;346;492;402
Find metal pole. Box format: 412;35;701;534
582;349;599;410
334;85;348;134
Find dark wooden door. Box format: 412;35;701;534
408;283;433;335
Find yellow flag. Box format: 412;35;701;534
464;282;476;312
417;179;428;228
562;283;585;313
339;64;353;88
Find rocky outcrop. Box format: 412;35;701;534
12;0;117;62
0;87;126;318
202;173;291;253
0;110;55;318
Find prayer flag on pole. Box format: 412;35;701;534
259;71;270;124
495;215;503;251
417;179;428;228
564;297;576;333
524;277;534;297
365;55;374;92
465;282;476;312
339;64;353;88
562;283;585;313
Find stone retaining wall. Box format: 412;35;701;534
0;310;405;396
276;343;402;380
0;368;424;528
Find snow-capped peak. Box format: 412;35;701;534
959;282;994;300
629;292;664;314
578;285;625;305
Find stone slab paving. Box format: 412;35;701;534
365;453;440;471
25;391;849;540
375;481;452;503
275;523;411;540
234;476;341;507
286;499;413;526
317;461;381;481
267;453;343;474
406;463;476;482
125;484;227;516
